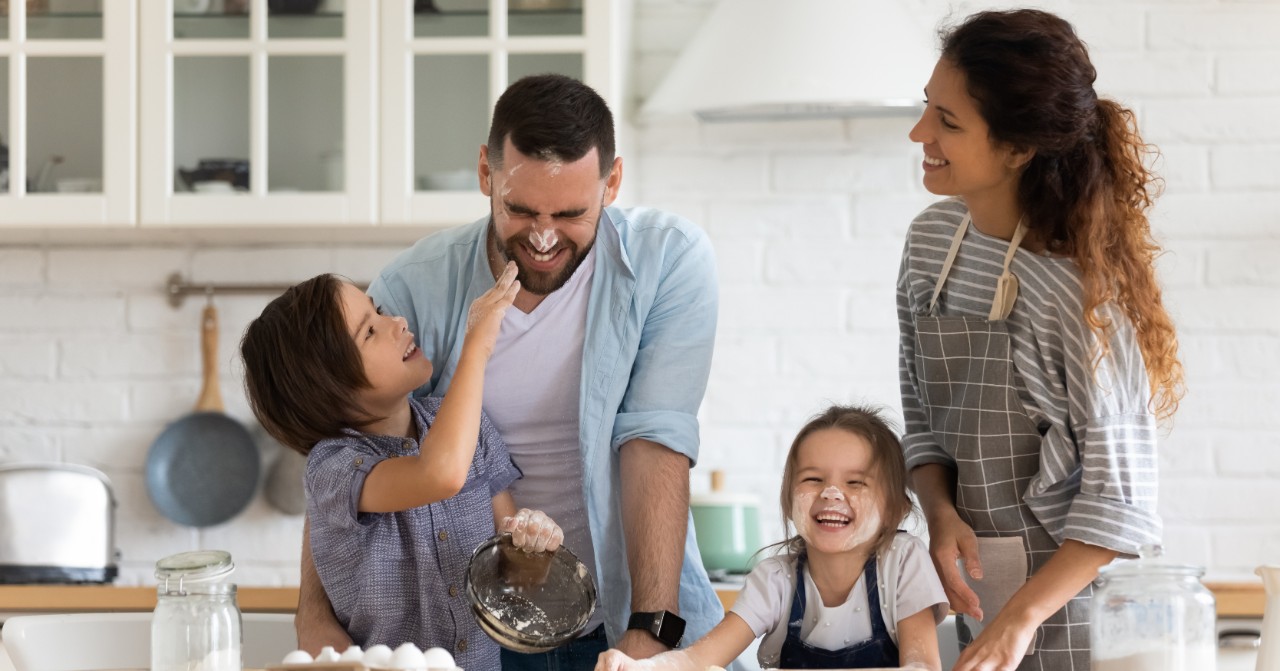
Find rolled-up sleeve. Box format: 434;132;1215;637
897;238;953;472
610;228;718;464
1033;303;1161;556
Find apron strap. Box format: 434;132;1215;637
927;214;972;314
927;213;1030;321
987;220;1029;321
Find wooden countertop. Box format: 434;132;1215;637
0;585;299;613
0;582;1265;617
714;582;1266;618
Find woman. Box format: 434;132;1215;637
897;9;1184;670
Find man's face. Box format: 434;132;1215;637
479;138;622;296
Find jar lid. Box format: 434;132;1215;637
155;549;235;583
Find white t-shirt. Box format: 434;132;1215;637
483;245;603;634
729;532;948;668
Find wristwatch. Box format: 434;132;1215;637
627;610;686;648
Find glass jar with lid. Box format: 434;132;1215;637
1090;545;1217;671
151;549;243;671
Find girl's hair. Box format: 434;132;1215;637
942;9;1184;419
775;405;912;558
240;274;375;455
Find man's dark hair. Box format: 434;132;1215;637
487;73;615;178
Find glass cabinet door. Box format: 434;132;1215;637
139;0;375;226
380;0;612;227
0;0;134;226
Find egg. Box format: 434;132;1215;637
363;644;394;669
421;646;455;670
339;645;365;662
389;642;428;670
281;650;313;665
314;645;341;663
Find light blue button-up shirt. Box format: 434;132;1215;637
368;206;724;646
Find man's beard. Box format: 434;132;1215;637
488;219;595;296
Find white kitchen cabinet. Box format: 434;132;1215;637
378;0;624;227
139;0;378;227
0;0;135;227
0;0;625;231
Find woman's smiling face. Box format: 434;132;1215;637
908;57;1025;206
788;428;886;556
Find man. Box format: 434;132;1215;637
295;74;724;670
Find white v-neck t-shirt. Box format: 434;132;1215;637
482;245;602;633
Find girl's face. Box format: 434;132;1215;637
908;58;1027;208
789;428;886;557
338;282;432;411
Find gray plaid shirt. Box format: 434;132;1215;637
307;396;521;669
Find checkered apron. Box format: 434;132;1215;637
913;215;1091;670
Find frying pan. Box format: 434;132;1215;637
145;302;259;527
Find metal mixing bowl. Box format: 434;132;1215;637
466;533;597;653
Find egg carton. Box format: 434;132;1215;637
267;643;461;671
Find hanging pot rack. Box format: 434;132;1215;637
165;272;367;309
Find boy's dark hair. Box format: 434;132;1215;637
776;404;913;558
240;274;372;455
486;73;615;178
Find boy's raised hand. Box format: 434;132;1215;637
465;260;520;354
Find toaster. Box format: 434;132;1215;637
0;462;119;583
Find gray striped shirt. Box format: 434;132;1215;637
896;198;1161;555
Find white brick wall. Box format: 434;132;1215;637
0;0;1276;589
635;0;1280;579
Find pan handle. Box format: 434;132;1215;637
195;302;224;412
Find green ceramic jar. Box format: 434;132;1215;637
690;471;762;574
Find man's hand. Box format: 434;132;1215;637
296;517;352;655
614;628;671;661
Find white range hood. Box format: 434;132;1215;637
641;0;939;122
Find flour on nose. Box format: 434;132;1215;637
821;485;845;501
529;228;558;253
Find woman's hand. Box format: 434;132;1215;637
927;508;984;620
951;609;1037;671
464;260;519;355
501;508;564;553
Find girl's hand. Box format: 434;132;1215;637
465;261;520;354
501;508;564;553
951;612;1037;671
927;509;984;620
595;649;641;671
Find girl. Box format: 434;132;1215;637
596;405;949;670
241;262;565;671
898;9;1185;671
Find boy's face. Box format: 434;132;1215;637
789;428;886;557
338;283;432;411
479;138;622;296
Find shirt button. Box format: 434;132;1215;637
448;585;458;597
438;530;448;541
855;606;862;612
456;639;468;652
402;439;414;451
353;458;363;466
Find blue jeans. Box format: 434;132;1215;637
500;625;608;671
